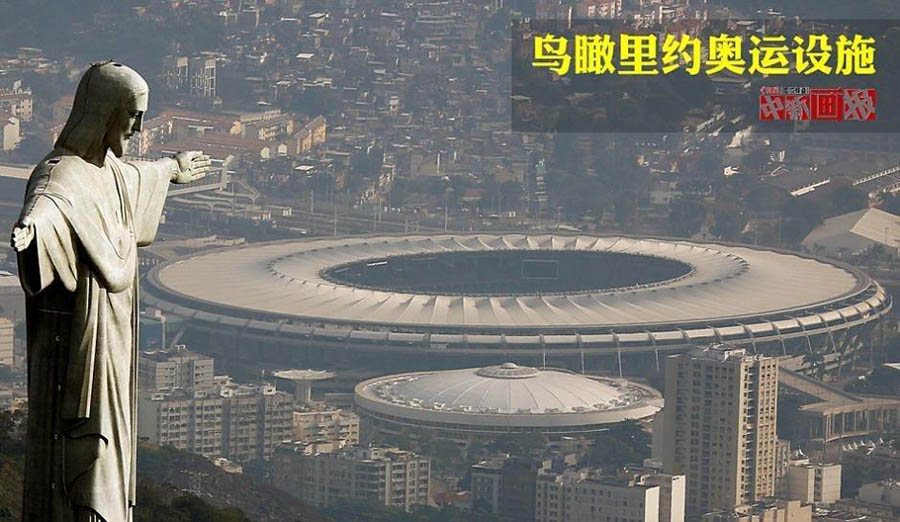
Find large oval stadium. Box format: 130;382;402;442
143;234;891;375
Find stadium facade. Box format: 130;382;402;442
143;234;891;376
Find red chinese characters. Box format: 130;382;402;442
759;87;876;121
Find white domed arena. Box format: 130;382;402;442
353;363;662;443
143;234;890;377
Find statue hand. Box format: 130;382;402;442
172;151;211;184
11;216;35;252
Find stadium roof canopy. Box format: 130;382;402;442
152;234;871;331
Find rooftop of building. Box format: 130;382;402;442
472;455;538;472
140;346;212;363
141;379;281;400
862;479;900;490
704;499;807;520
355;363;662;429
328;445;427;463
682;343;774;363
363;363;654;414
814;509;879;522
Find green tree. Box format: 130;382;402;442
667;196;706;238
550;133;583;176
742;149;770;173
584;420;651;469
9;133;50;164
466;440;487;462
12;322;24;344
171;496;250;522
781;198;824;246
552;174;610;220
282;87;340;118
419;438;463;472
487;432;548;457
847;365;900;396
745;183;788;214
614;191;639;225
217;65;256;108
606;420;651;447
498;181;524;214
712;207;747;241
803;351;826;381
881;193;900;215
695;151;723;178
827;186;868;217
322;498;505;522
134;483;253;522
0;410;24;443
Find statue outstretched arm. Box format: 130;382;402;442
11;196;79;295
11;216;39;293
123;150;208;247
172;151;211;184
11;215;34;252
128;151;209;187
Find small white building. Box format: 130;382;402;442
536;468;678;522
786;462;842;505
1;114;20;151
642;472;686;522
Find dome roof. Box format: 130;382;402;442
475;362;541;379
354;364;663;429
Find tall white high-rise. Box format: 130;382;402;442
0;317;13;368
662;345;778;516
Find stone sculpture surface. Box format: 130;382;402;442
10;61;209;522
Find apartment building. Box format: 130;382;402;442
272;446;430;511
471;456;540;521
536;468;663;522
0;81;32;122
138;379;293;461
138;346;215;391
0;317;13;368
293;408;360;445
662;345;779;516
163;55;217;97
786;462;842;505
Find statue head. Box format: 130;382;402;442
55;61;149;162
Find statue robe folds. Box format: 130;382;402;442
18;149;176;522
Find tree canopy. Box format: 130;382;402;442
321;498;505;522
584;420;651;469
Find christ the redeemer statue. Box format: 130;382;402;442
10;61;210;522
